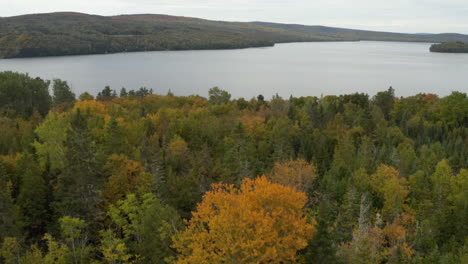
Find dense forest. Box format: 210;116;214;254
0;71;467;263
430;42;468;53
2;12;468;58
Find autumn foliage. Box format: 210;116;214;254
173;176;314;264
268;159;317;192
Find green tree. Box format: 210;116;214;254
53;109;103;221
372;87;395;120
0;160;19;241
42;233;69;264
0;71;51;117
52;79;76;106
119;87;128;97
208;87;231;105
99;230;133;264
108;193;181;263
16;155;49;241
0;237;21;264
103;117;128;156
59;216;92;264
437;91;467;127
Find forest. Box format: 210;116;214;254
2;12;468;58
0;71;467;264
430;42;468;53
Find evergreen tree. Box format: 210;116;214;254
16;155;49;241
52;79;76;106
53;109;103;222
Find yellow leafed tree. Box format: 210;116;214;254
172;176;314;264
268;159;317;192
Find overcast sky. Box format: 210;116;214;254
2;0;468;33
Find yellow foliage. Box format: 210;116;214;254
102;155;153;205
268;159;317;192
382;214;415;262
239;114;268;139
173;176;314;264
73;100;108;116
371;165;409;221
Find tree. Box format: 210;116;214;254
437;91;467;127
108;193;181;263
338;195;384;264
305;197;340;264
208;87;231;105
0;71;51;117
99;230;133;264
78;92;94;101
52;79;76;106
119;88;128;97
371;165;409;222
53;109;103;221
268;159;317;192
102;155;153;205
373;87;395;120
173;176;314;264
102;117;128;156
59;216;92;264
42;233;69;264
0;237;21;264
16;155;49;241
0;159;19;242
97;86;116;100
33;111;70;171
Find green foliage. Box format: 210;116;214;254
437;91;468;127
99;230;133;264
52;79;76;106
1;13;467;58
0;237;21;264
42;233;69;264
59;216;93;264
16;155;49;241
33;111;70;170
53;109;103;221
208;87;231;105
108;193;181;263
430;42;468;53
0;71;51;117
0;75;466;263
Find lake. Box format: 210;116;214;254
0;41;467;98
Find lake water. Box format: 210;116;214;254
0;41;467;98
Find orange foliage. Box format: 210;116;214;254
102;154;153;205
238;114;268;139
173;176;314;264
382;214;415;262
268;159;317;192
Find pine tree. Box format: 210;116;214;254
53;109;103;222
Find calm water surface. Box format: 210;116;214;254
0;41;467;98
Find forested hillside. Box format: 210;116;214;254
2;12;468;58
0;71;467;263
252;22;468;43
0;12;339;58
430;42;468;53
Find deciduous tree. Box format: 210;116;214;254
173;176;314;264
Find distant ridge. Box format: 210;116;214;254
250;21;468;43
1;12;467;58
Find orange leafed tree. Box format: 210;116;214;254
102;154;153;205
172;176;314;264
268;159;317;192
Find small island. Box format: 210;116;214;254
430;41;468;53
